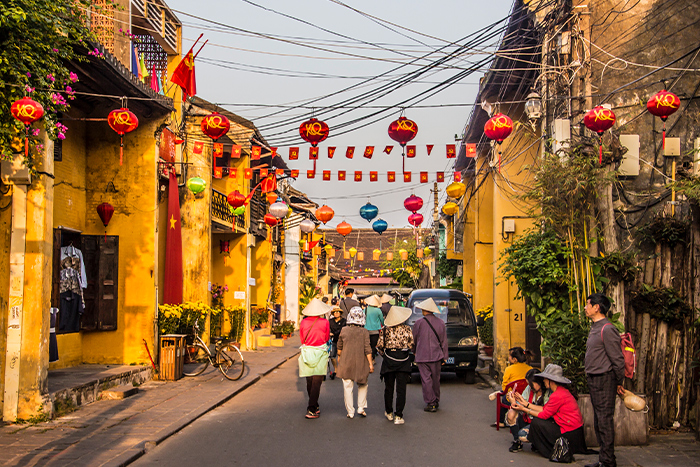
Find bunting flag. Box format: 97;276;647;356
289;147;299;160
231;144;242;158
213;142;223;157
420;172;428;183
354;171;362;181
276;169;284;176
346;147;355;159
465;143;476;157
213;143;224;179
384;146;393;154
193;141;204;154
229;167;237;178
139;53;148;83
251;146;261;160
323;170;331;181
309;147;319;160
260;168;268;178
163;168;183;304
150;64;159;92
328;147;336;158
170;45;196;101
364;146;374;159
407;145;416;158
446;144;456;158
388;171;396;182
131;44;139;77
307;170;315;179
437;172;444;182
404;172;411;182
454;171;462;182
426;144;434;155
270;147;278;157
291;169;299;178
338;171;346;181
370;171;378;182
244;168;253;179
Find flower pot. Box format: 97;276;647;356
282;334;289;340
483;345;493;357
273;331;283;338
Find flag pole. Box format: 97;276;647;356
193;40;209;59
190;33;204;51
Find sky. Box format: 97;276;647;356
166;0;514;228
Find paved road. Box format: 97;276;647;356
134;357;594;467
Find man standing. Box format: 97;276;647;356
584;293;626;467
412;298;448;412
338;288;360;319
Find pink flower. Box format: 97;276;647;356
46;74;55;82
31;129;40;136
36;144;44;151
26;72;31;78
58;133;66;140
52;48;59;53
69;72;78;82
25;85;35;93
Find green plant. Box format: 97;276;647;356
476;305;494;346
673;176;700;206
629;284;694;325
436;251;460;280
637;216;690;247
299;275;319;313
281;320;295;335
251;307;270;328
382;238;423;289
226;306;246;342
591;250;640;283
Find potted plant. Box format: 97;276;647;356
226;305;246;349
271;323;284;339
281;320;295;339
476;304;494;356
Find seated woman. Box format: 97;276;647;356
511;364;588;459
494;347;533;426
505;369;551;452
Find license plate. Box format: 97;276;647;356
446;357;455;364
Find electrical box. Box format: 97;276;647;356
664;138;681;156
557;31;571;55
503;218;516;234
552;118;570;155
1;154;31;185
619;135;640;176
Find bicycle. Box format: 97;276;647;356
183;320;245;381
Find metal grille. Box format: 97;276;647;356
90;1;115;54
133;34;168;80
212;189;233;228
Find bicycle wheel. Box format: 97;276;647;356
183;343;210;377
216;344;245;381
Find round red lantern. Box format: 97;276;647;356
584;106;616;164
484;113;514;173
264;213;278;227
201;112;230;141
336;221;352;238
408;213;423;227
108;108;139;166
388;116;418;147
315;205;335;224
11;97;45;158
96;202;115;241
647;90;680;150
404;194;423;213
227;190;246;209
299;118;329;147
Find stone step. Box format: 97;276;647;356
100;385;139;400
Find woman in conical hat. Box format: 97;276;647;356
298;298;331;419
364;295;384;361
377;305;414;425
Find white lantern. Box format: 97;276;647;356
269;199;288;219
300;218;316;233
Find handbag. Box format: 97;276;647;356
549;436;573;463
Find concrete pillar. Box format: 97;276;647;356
284;226;300;327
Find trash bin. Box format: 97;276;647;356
160;334;187;381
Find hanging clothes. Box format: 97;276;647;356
59;252;84;332
60;245;87;289
49;307;59;363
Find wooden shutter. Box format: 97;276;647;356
81;236;100;331
51;229;62;308
97;236;118;330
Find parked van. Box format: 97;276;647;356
406;289;482;384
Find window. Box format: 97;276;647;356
54;138;62;161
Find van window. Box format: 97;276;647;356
408;298;474;326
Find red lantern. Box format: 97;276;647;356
299;118;329;147
260;175;277;193
388;116;418;147
336;221;352;238
408;213;423;227
108;108;139;166
201;112;230;141
484;113;513;173
264;213;278;227
584;106;616;164
315;205;335;224
647;90;680;150
11;97;45;158
227;190;246;209
404;194;423;213
266;192;278;204
96;202;114;241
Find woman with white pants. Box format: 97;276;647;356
336;307;374;418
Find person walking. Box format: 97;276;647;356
298;298;331;419
380;293;393;318
584;293;626;467
377;305;414;425
338;288;360;319
328;307;345;380
337;306;373;418
364;294;384;361
412;297;448;412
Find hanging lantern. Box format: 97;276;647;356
231;205;245;216
446;181;466;199
299;118;329;147
264;213;278;226
372;249;381;260
336;221;352;238
423;246;431;257
349;247;357;258
11;97;44;159
399;249;408;261
266;192;278;204
442;202;459;216
187;177;206;194
386;251;394;261
404;194;423;213
107;107;139;166
484;113;513;173
388;116;418;147
647;90;680;150
96;202;114;241
359;202;379;223
300;219;316;234
313;246;322;255
269;199;288;219
227;190;246;208
260;175;277;193
416;248;423;259
201;112;230;141
408;213;424;227
372;218;388;235
344;250;351;260
584;106;616;164
325;244;335;258
315;205;335;224
357;251;364;261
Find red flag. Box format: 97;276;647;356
426;144;434;155
213;143;223;179
323;170;331;181
260;168;268;178
446;144;456;158
276;169;284;176
193;141;204;154
328;147;336;158
354;171;362;181
289;147;299;160
388;171;396;182
454;171;462;182
164;169;183;304
437;172;444;182
244;168;253;179
364;146;374;159
465;143;476;158
229;168;237;178
383;146;393;154
338;171;346;181
231;145;242;159
420;172;428;183
251;146;261;160
307;170;315;179
404;172;412;182
213;142;223;157
346;147;355;159
213;167;222;179
407;145;416;158
291;169;299;178
270;147;278;157
370;171;378;181
170;47;196;101
309;147;319;160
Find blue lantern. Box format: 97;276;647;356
359;202;379;223
372;218;388;235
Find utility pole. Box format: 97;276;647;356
431;182;440;288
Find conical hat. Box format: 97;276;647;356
380;294;393;304
302;298;331;317
384;306;412;327
365;294;381;307
416;297;441;314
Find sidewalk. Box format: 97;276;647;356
477;372;700;467
0;336;301;467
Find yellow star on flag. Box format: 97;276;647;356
170;215;177;229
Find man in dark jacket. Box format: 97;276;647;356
338;288;360;319
584;293;626;467
412;298;448;412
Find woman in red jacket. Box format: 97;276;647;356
511;364;588;459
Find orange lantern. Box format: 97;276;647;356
313;246;322;255
266;192;278;204
107;107;139;165
201;112;230;141
336;221;352;238
357;251;364;261
399;249;408;261
372;249;381;260
315;205;335;224
416;248;423;258
386;251;394;261
344;250;351;260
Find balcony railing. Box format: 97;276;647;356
131;0;179;54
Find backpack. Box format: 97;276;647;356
602;323;636;379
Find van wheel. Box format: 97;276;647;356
463;370;476;384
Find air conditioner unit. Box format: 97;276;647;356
551;119;570;155
619;135;640;176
